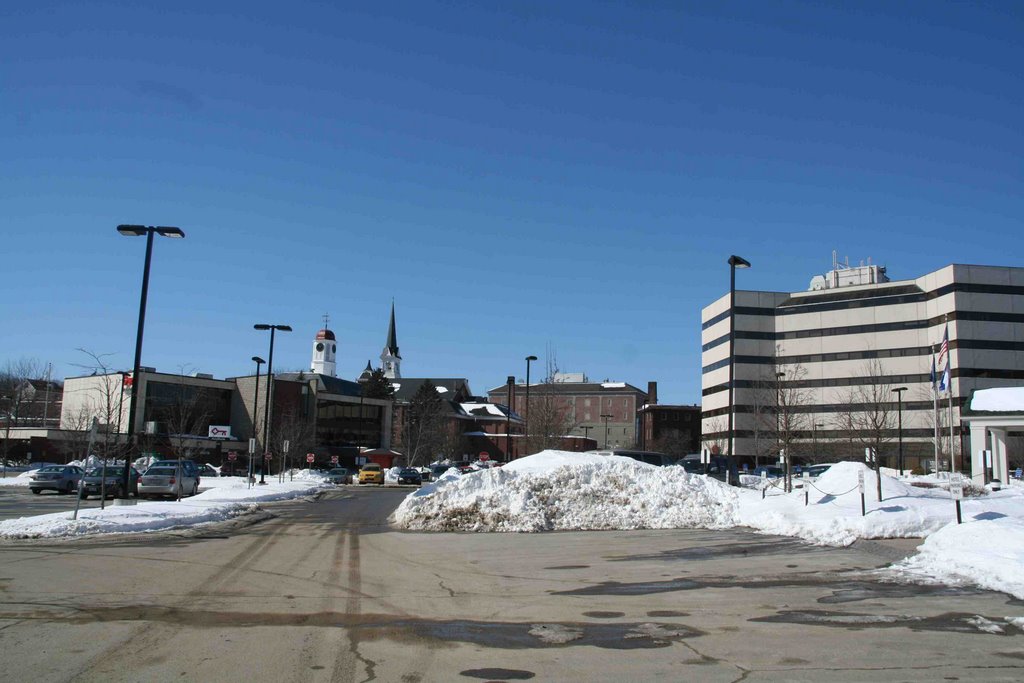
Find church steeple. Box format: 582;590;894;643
380;301;401;379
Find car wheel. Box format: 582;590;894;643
64;482;75;495
30;488;41;495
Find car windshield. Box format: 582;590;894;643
85;468;115;476
400;469;418;475
39;466;64;473
361;464;380;471
329;468;347;474
145;468;175;476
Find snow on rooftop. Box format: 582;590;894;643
971;387;1024;412
600;382;627;389
436;386;449;393
461;402;505;417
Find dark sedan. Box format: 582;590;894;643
396;468;422;486
80;467;141;499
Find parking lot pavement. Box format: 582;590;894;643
0;486;119;521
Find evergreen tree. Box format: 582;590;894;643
361;368;395;400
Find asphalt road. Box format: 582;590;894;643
0;485;114;520
0;488;1022;682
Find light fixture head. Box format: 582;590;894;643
526;355;538;362
277;325;293;332
156;226;185;238
254;324;271;330
117;225;147;237
252;356;265;364
728;255;751;268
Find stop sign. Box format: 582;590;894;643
306;453;315;463
264;452;272;460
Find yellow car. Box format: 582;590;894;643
358;463;384;485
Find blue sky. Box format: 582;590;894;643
2;1;1021;404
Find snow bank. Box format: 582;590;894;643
893;518;1024;599
0;470;37;487
0;478;330;540
391;450;739;532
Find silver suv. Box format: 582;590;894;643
139;460;200;499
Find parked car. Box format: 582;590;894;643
80;467;141;499
29;465;84;495
588;450;676;467
197;464;219;478
430;464;454;479
139;464;200;499
358;463;384;485
397;468;423;485
751;466;784;479
150;459;200;480
326;468;352;485
802;464;834;479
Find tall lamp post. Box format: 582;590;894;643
250;356;265;478
727;255;751;478
254;324;292;484
581;425;592;441
505;375;515;461
892;386;908;476
524;355;537;453
117;224;185;498
601;414;613;449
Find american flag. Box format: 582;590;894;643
936;324;949;369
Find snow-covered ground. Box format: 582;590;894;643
392;450;1024;599
0;470;332;540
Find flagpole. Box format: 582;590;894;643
932;366;939;469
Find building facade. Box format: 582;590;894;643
701;262;1024;474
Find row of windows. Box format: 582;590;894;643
702;345;932;374
701;396;962;421
703;283;1024;332
702;373;933;397
777;284;923;308
702;427;949;441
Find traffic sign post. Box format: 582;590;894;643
950;473;964;524
858;470;866;517
306;453;315;469
330;456;339;465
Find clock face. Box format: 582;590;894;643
316;342;324;352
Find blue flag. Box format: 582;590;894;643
930;354;937;389
939;359;951;393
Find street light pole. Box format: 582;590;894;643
892;386;908;476
505;375;515;461
254;324;292;484
581;425;592;441
524;355;537;453
727;255;751;477
116;225;185;497
601;414;613;449
250;356;265;477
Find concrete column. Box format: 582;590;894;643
969;423;988;485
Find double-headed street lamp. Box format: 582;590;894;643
254;324;291;484
727;255;751;471
601;413;613;449
116;225;185;497
524;355;537;450
892;386;908;476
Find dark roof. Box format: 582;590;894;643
315;329;336;341
391;378;472;403
277;372;362;397
486;381;648;396
358;361;373;383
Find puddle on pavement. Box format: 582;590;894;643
544;565;590;570
461;668;535;680
609;539;826;563
3;605;702;650
582;611;624;618
752;610;1024;636
551;574;984;603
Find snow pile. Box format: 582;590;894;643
0;470;37;487
0;478;331;540
392;450;739;532
893;518;1024;599
738;462;967;546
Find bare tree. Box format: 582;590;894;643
160;370;213;462
836;359;896;501
523;355;576;455
271;409;316;471
71;350;131;463
774;360;811;492
1;358;45;466
702;416;728;457
402;380;449;467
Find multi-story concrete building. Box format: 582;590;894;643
702;260;1024;476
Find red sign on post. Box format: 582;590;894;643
264;452;272;461
479;451;489;461
330;456;339;464
306;454;315;463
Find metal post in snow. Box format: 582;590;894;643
72;418;100;521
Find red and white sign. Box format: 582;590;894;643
123;374;133;388
208;425;232;439
478;451;489;461
330;456;339;464
264;452;272;461
306;454;315;463
227;452;237;462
